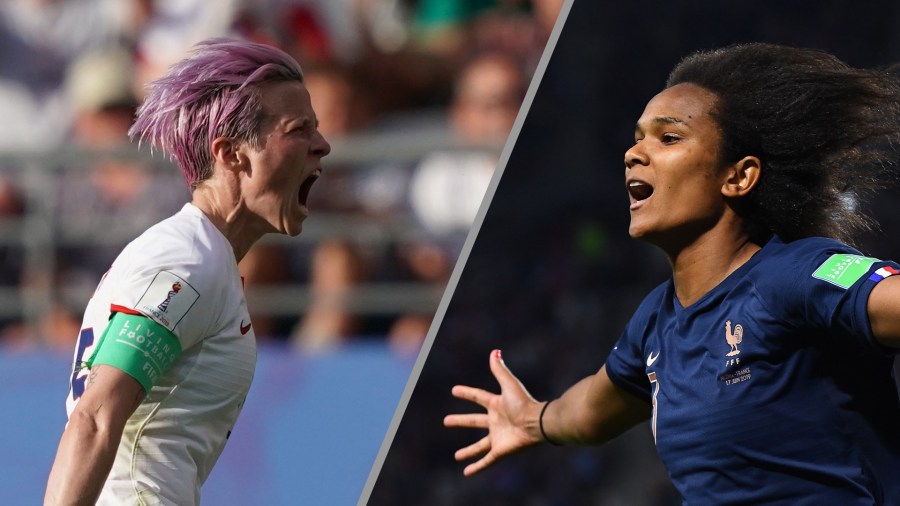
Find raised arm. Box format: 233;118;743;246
444;350;650;476
867;275;900;348
44;365;145;506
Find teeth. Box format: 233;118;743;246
627;180;653;201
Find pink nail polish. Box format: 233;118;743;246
495;349;502;360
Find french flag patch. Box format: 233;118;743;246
868;265;900;282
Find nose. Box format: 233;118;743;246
313;130;331;158
624;142;648;169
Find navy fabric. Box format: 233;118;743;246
605;236;900;505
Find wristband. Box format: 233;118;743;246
539;400;561;446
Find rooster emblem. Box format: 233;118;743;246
725;320;743;357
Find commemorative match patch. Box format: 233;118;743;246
868;265;900;282
812;254;879;289
136;271;200;332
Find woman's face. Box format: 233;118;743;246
238;80;331;237
624;83;731;249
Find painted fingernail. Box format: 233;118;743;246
495;349;502;360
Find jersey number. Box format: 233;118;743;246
70;328;95;400
647;371;659;442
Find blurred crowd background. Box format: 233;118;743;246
0;0;563;354
368;1;900;505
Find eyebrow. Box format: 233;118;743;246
280;116;319;129
634;116;690;134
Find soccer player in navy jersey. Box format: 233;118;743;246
446;43;900;504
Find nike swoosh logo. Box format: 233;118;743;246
646;351;660;367
240;320;252;335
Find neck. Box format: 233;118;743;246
190;184;266;263
663;220;761;308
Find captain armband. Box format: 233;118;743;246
88;312;183;392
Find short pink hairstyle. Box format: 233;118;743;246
129;38;304;190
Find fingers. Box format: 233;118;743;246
452;350;525;404
454;435;490;462
489;349;524;394
451;384;494;408
444;413;488;429
464;452;497;477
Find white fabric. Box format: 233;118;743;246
66;203;256;506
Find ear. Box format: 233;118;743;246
210;137;246;175
721;156;761;198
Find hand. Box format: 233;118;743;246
444;350;544;476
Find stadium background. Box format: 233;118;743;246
367;1;900;505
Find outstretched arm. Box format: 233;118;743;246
444;350;650;476
44;365;145;506
540;364;650;446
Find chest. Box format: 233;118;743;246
641;291;831;448
164;287;257;387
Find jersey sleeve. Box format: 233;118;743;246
107;242;222;352
605;325;652;403
808;254;900;355
767;240;900;356
604;285;668;404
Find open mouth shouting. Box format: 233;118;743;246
298;169;322;210
627;179;654;209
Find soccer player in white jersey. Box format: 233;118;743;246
44;38;330;505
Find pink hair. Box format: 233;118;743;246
129;38;303;190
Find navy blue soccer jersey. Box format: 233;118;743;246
605;236;900;505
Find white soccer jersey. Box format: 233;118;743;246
65;203;256;505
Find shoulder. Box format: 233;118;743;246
108;205;237;329
743;236;880;326
759;235;856;260
119;205;234;284
751;236;871;290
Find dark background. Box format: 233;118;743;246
368;1;900;504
